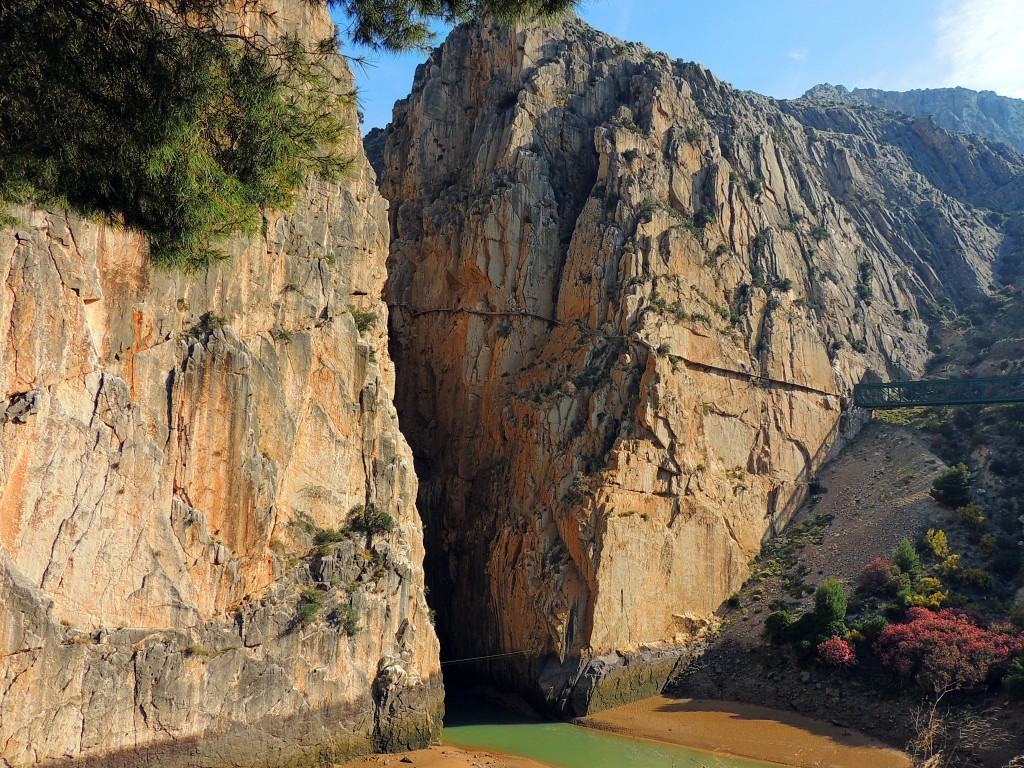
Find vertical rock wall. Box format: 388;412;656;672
0;3;441;766
379;19;1020;714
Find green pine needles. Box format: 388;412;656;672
0;0;354;269
1;0;578;268
335;0;578;51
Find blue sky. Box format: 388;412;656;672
336;0;1024;132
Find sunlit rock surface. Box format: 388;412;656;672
377;17;1021;715
0;3;441;765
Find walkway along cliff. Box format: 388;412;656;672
0;2;441;765
375;18;1024;716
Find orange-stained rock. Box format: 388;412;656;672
0;2;440;765
377;18;1017;715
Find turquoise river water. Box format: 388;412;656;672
442;695;782;768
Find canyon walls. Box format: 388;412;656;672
0;2;441;766
4;9;1024;764
377;18;1021;715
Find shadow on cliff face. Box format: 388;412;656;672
376;8;1024;729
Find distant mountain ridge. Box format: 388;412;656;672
802;83;1024;155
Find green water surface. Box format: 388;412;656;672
442;695;782;768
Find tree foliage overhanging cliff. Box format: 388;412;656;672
0;0;576;269
337;0;578;51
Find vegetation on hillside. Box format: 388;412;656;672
725;302;1024;763
0;0;577;268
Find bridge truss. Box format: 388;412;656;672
853;375;1024;409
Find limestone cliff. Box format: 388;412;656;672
378;19;1023;715
0;3;441;766
803;83;1024;155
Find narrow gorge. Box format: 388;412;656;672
376;17;1022;716
2;6;1024;768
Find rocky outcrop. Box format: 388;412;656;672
803;83;1024;155
378;19;1021;715
0;2;441;766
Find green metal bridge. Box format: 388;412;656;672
853;375;1024;409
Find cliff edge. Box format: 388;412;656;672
0;2;441;766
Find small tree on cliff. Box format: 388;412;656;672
336;0;579;51
784;577;849;649
893;538;923;579
930;463;971;509
813;577;848;638
0;0;577;268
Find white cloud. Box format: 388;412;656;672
787;49;809;62
934;0;1024;97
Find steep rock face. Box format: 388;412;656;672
804;83;1024;155
379;19;1021;715
0;3;441;766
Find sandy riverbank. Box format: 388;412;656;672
581;695;911;768
337;745;548;768
338;694;911;768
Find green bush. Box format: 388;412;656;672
314;528;349;546
1004;659;1024;699
904;577;947;609
707;243;729;265
751;230;769;258
954;567;995;590
931;463;971;508
786;612;818;646
893;538;923;579
810;225;830;241
351;309;377;334
348;504;395;536
297;589;322;625
186;313;228;338
764;610;793;644
339;604;360;636
784;578;850;649
693;205;716;230
848;337;868;354
312;526;351;555
858;614;890;642
814;577;848;637
989;538;1023;578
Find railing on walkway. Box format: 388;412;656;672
853;375;1024;409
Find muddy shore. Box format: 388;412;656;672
338;694;911;768
581;695;910;768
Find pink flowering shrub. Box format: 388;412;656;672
874;607;1023;693
817;636;858;669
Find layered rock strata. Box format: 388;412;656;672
0;3;440;765
378;19;1022;715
